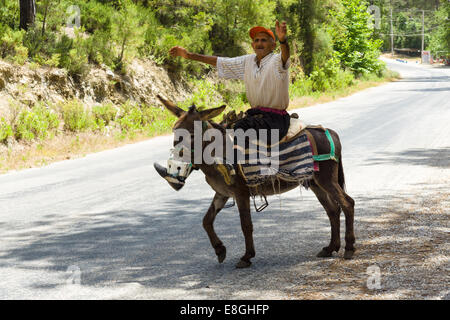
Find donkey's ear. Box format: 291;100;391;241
199;105;226;121
157;95;184;118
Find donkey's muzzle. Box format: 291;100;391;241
153;162;186;191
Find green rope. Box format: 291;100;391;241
312;129;339;163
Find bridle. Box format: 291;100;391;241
168;120;210;179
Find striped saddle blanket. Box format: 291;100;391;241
237;132;315;187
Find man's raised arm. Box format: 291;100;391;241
275;20;290;68
169;46;217;67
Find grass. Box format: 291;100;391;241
0;131;165;174
0;69;400;174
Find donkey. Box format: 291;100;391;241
156;95;355;268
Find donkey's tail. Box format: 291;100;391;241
338;153;346;191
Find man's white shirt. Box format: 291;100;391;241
217;52;290;110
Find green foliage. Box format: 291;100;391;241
97;0;125;10
60;99;93;132
216;80;247;110
428;0;450;57
289;76;313;98
329;0;383;75
14;103;60;141
117;101;144;132
310;52;355;91
78;1;114;34
0;0;19;30
52;34;74;67
0;28;28;65
179;77;224;111
0;117;13;144
92;103;118;130
33;52;60;67
111;1;146;72
58;29;90;77
207;0;275;57
0;0;446;77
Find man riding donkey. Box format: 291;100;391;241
155;21;292;190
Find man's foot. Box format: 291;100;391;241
153;163;185;191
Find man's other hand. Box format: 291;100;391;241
169;46;189;59
275;20;287;42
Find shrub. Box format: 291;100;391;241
60;99;93;132
141;104;178;137
0;28;28;65
179;77;224;111
117;101;143;132
82;30;115;67
33;53;60;67
78;1;115;34
0;117;13;144
14;103;60;141
92;103;118;130
55;29;89;76
289;76;314;98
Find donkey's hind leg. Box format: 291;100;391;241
315;176;356;260
203;193;229;263
310;180;342;257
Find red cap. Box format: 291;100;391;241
249;26;275;41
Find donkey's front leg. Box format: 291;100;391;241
203;193;229;263
236;194;255;268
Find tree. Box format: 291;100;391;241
112;1;146;71
207;0;275;57
329;0;383;75
277;0;335;76
428;0;450;57
19;0;36;31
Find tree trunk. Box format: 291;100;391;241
41;0;50;36
299;0;316;76
19;0;36;31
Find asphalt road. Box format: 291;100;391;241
0;59;449;299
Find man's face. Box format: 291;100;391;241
251;32;275;59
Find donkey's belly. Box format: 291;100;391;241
205;176;235;197
250;179;302;196
205;173;306;198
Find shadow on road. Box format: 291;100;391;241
397;76;450;83
405;87;450;92
363;147;450;168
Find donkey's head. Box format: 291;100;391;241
157;94;226;146
157;95;226;166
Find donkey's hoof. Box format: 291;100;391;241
316;248;333;258
217;247;227;263
236;260;252;269
344;250;355;260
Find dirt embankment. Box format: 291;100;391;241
0;58;191;120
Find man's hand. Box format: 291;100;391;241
169;46;189;59
275;20;287;42
275;20;290;67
